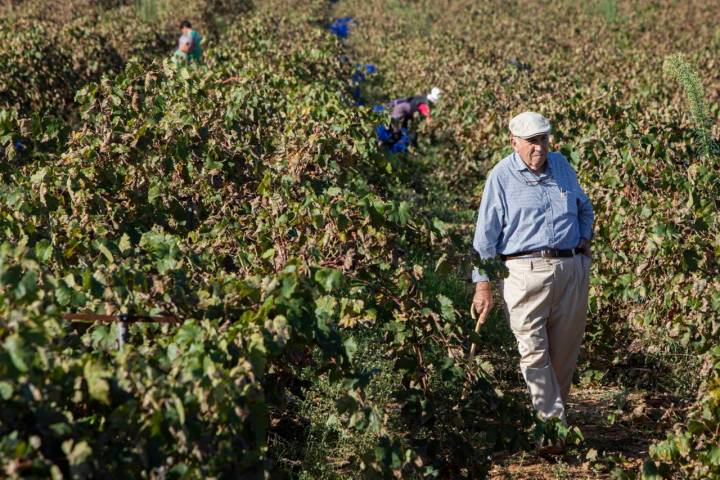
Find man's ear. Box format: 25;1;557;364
510;135;518;151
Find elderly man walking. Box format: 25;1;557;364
471;112;594;443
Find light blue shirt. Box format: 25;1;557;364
472;151;594;282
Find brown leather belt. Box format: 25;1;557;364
500;248;581;261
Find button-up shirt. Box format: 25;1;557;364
472;151;594;282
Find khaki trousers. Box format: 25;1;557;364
501;254;590;424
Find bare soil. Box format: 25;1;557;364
488;386;685;479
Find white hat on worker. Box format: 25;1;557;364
178;35;192;48
427;87;443;103
509;111;552;139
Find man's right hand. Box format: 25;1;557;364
472;282;494;319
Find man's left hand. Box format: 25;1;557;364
578;238;592;259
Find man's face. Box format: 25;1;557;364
511;134;549;171
181;26;191;35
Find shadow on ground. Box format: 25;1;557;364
487;386;686;479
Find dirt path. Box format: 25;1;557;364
488;386;684;479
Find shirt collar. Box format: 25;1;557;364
512;152;553;176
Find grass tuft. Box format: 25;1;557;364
663;53;719;158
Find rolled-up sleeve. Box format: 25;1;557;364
471;173;504;282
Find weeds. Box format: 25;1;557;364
663;53;719;158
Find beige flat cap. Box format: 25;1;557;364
509;111;552;139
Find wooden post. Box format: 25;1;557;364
467;304;488;361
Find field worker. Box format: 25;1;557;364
172;35;193;64
471;111;593;451
389;87;443;139
180;20;202;62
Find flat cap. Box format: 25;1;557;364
509;111;551;139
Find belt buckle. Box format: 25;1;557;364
541;250;550;258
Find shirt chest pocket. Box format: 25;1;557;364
557;188;578;215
